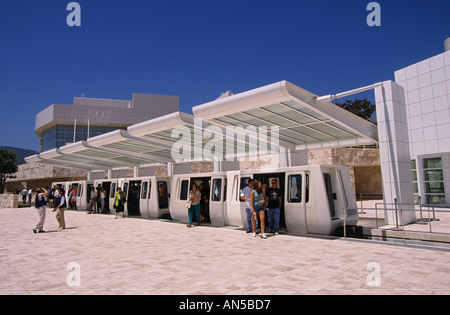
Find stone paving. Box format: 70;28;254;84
1;207;449;295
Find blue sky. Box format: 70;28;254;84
0;0;449;152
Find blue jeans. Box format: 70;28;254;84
245;208;252;232
268;208;280;233
189;204;201;225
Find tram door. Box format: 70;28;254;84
189;177;211;223
225;171;249;228
253;173;286;231
284;171;309;234
140;180;151;219
127;180;142;216
210;175;226;226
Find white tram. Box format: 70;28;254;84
53;165;357;236
170;165;358;235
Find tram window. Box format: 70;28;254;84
239;177;251;202
77;184;82;197
180;180;189;200
306;174;310;203
323;173;336;218
212;179;222;201
110;183;116;198
123;183;129;195
288;175;302;203
141;182;148;200
224;178;227;202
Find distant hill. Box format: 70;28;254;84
0;146;39;165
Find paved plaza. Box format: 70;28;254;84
1;207;449;295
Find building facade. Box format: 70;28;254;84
35;93;179;152
395;40;450;205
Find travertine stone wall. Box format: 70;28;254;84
0;194;18;208
308;148;382;197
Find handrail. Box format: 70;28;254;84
357;199;450;245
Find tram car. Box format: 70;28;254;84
51;180;94;211
53;165;357;236
93;176;172;219
170;165;358;235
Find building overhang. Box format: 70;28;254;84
27;81;378;171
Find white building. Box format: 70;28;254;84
394;38;450;205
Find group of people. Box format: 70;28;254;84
32;185;128;233
32;179;282;236
33;186;67;234
185;178;282;239
240;178;282;239
87;186;110;214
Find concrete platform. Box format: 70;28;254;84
1;207;449;295
358;200;450;243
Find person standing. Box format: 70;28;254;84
187;184;201;228
87;186;97;214
240;179;254;233
114;187;126;219
266;179;282;235
251;180;267;239
33;188;48;234
27;188;33;206
100;187;106;213
54;189;67;230
21;188;27;204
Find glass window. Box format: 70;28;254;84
323;173;336;218
425;182;445;194
141;182;148;200
212;179;222;201
123;183;129;196
423;157;446;205
180;180;189;200
424;158;442;169
425;170;443;181
288;175;302;203
110;183;116;198
239;177;251;202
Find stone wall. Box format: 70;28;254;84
4;163;87;193
0;194;18;208
308;147;382;198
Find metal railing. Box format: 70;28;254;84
352;196;450;244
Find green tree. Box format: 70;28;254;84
0;149;18;193
334;98;376;121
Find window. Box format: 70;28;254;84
423;158;446;205
288;175;302;203
411;160;419;204
141;182;148;200
212;179;222;201
179;180;189;200
323;173;337;218
239;177;251;202
110;183;116;198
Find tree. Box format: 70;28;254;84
334;98;376;121
0;149;18;193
